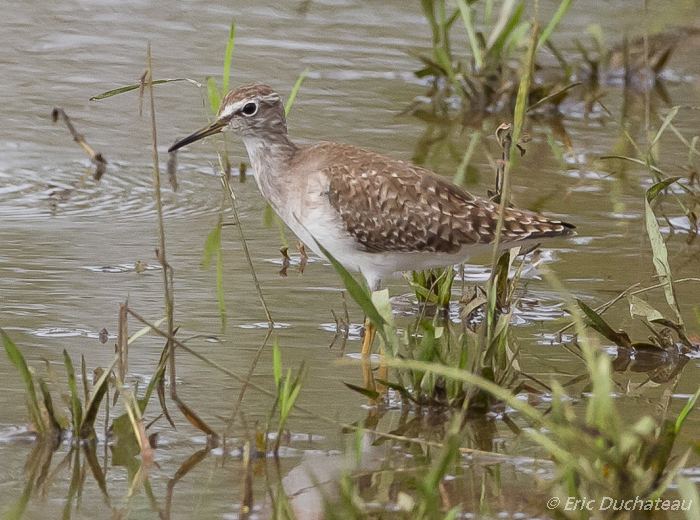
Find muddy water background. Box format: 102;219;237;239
2;0;700;518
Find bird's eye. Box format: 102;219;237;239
241;102;258;116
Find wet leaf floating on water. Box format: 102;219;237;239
51;108;107;180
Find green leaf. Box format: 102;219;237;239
81;354;118;438
646;176;680;204
222;21;236;96
273;341;282;389
128;316;166;345
526;82;582;113
1;329;45;435
81;355;89;403
453;131;481;186
63;349;83;433
456;0;483;70
536;0;574;52
372;289;399;356
207;77;221;115
201;218;226;329
343;381;380;400
645;178;683;324
38;379;63;433
201;221;222;270
675;383;700;434
577;299;632;347
216;246;226;331
511;20;536;145
650;106;679;150
311;239;387;338
284;69;309;117
487;1;524;55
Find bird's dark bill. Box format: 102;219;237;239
168;121;226;153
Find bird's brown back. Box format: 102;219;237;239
296;142;575;254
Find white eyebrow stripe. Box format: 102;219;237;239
218;93;281;119
259;93;280;103
219;101;242;119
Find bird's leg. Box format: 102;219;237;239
296;241;307;274
361;279;389;397
378;349;388;388
361;315;377;391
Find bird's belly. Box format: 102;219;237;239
283;202;492;283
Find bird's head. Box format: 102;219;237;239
168;84;287;153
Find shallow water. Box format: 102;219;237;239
2;1;700;518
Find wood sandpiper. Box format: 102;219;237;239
169;84;575;378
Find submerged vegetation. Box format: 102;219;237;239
3;1;700;519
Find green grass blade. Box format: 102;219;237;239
371;289;399;356
577;299;632;346
207;77;221;115
488;1;524;54
89;78;194;101
38;379;63;433
140;348;167;413
128;316;167;345
311;239;387;337
456;0;483;70
645;178;683;324
648;447;691;501
81;354;119;438
453;131;480;186
343;381;381;400
4;478;33;520
222;20;236;95
2;329;45;435
81;355;89;403
273;341;282;388
490;25;535;266
650;106;679;150
536;0;574;52
202;220;222;270
485;0;516;49
512;22;536;145
82;443;109;499
675;383;700;434
646;176;681;203
216;247;227;331
63;349;83;433
285;69;309;117
526;82;582;113
202;217;228;325
383;357;547;425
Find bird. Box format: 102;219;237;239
168;84;575;378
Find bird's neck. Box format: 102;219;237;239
242;132;297;177
242;133;299;210
240;105;298;177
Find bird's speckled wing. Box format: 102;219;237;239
322;144;574;254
